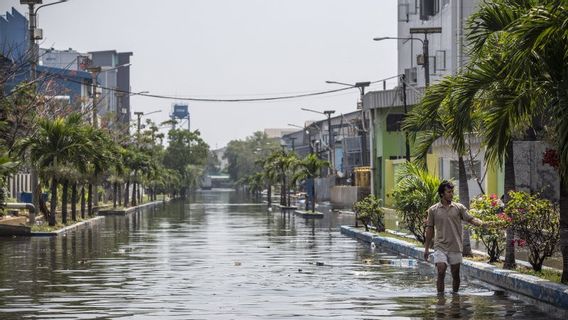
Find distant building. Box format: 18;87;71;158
283;110;367;179
212;147;228;172
263;128;296;140
88;50;133;129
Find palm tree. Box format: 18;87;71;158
461;0;568;270
18;114;88;226
293;153;330;212
403;75;482;255
467;0;568;282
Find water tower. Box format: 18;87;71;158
170;103;190;131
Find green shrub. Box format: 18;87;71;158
505;191;559;271
391;162;441;244
469;194;508;262
353;195;385;232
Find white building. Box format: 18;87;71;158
395;0;480;87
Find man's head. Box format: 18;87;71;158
438;180;454;202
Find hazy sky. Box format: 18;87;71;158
1;0;398;149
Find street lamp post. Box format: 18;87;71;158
301;108;335;175
325;81;370;165
131;110;161;206
86;63;131;128
21;0;67;223
373;27;441;87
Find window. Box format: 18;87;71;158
386;114;405;132
435;50;447;71
398;3;409;22
420;0;440;20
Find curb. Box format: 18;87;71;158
340;225;568;316
32;216;105;237
98;200;165;216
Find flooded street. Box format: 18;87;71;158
0;191;554;319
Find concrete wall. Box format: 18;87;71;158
315;176;334;202
514;141;560;202
397;0;481;87
330;186;370;209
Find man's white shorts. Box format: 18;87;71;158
432;250;462;266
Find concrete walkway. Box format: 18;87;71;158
341;225;568;317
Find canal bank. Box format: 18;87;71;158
2;200;168;237
341;225;568;317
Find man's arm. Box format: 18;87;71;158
461;205;484;227
468;217;484;227
423;225;434;260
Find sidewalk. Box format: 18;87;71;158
341;225;568;317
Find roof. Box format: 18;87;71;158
363;86;425;110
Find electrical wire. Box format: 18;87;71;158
44;73;403;103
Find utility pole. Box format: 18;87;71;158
21;0;67;223
22;0;41;224
86;66;101;128
323;110;335;174
401;75;411;161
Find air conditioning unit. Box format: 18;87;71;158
404;67;417;84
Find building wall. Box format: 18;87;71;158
397;0;481;87
0;8;28;63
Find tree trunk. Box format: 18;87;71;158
118;183;123;206
71;182;77;221
458;156;473;256
131;171;137;207
61;180;68;225
49;178;57;226
80;185;86;219
267;183;272;207
503;142;516;269
88;183;93;216
113;182;118;208
560;176;568;284
311;177;316;213
124;181;130;207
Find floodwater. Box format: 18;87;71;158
0;190;556;319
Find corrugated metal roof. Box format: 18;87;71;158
363;86;425;110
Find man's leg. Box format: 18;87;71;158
436;262;447;294
450;263;461;293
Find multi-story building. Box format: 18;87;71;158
89;50;133;129
366;0;494;205
283;110;368;181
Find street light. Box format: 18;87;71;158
325;81;370;165
373;27;441;87
301;108;336;175
21;0;67;224
86;63;131;128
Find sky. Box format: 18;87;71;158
1;0;398;149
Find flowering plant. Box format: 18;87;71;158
469;194;509;262
505;191;559;271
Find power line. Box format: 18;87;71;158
47;73;403;103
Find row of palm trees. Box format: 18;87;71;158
403;0;568;283
14;112;204;226
240;150;329;212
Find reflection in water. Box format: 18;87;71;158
0;190;556;319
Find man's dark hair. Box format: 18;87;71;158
438;180;454;198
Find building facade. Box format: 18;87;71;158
366;0;494;204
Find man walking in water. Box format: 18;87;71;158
423;180;485;294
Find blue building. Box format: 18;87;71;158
1;7;91;108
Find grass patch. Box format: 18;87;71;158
377;231;423;246
31;217;88;232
